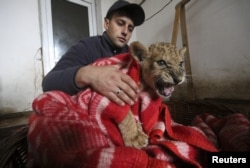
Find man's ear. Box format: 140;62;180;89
129;41;148;62
104;18;109;30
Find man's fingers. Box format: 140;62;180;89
115;88;135;105
87;65;140;106
121;74;140;93
108;92;125;106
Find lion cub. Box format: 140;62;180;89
118;41;186;148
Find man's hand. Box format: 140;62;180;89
75;65;140;106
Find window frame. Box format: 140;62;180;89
39;0;97;74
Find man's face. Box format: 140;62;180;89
104;14;135;48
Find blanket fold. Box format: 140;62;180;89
28;53;217;168
192;112;250;152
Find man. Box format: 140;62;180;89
42;0;145;106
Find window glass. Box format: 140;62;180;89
51;0;90;61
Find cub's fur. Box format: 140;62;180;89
118;41;186;148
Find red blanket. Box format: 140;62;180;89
192;112;250;152
28;53;217;168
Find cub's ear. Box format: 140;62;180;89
129;41;148;62
179;47;186;57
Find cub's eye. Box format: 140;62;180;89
156;60;166;66
179;61;184;67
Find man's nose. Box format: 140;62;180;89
121;27;128;36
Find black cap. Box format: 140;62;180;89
106;0;145;26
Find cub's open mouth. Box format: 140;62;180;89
155;78;175;98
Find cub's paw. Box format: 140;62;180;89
118;112;148;148
123;122;148;148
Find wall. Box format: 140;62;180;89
187;0;250;100
137;0;250;100
0;0;43;114
1;0;249;115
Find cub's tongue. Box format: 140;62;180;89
155;78;175;97
163;85;175;96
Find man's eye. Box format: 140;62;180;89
116;20;125;26
128;26;134;32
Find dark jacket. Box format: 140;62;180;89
42;32;129;95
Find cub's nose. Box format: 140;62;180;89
173;77;182;85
